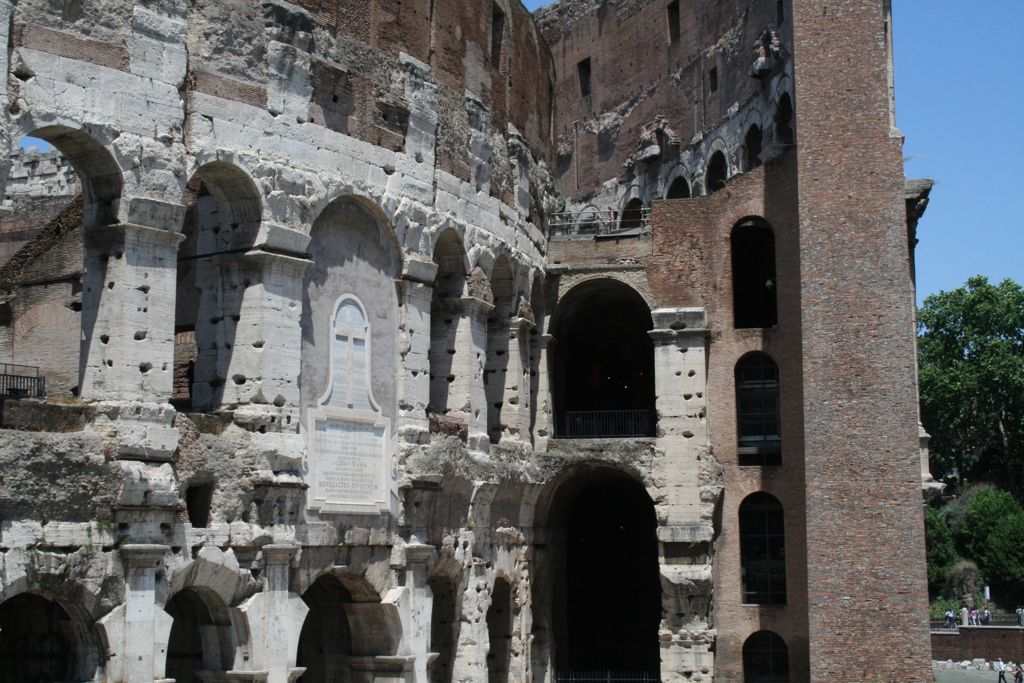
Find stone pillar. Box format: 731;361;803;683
398;258;438;447
99;544;173;683
449;296;493;452
530;334;554;451
501;318;532;443
238;544;308;683
648;308;717;682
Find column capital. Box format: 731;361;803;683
261;544;300;566
121;544;170;569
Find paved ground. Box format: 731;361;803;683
933;664;1003;682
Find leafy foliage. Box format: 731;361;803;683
918;276;1024;492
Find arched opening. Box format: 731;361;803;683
775;93;794;145
174;162;262;412
743;630;790;682
429;230;468;416
731;218;778;328
486;578;513;683
548;472;661;679
428;575;459;683
706;151;728;193
165;587;235;682
739;493;787;605
0;593;101;682
665;176;691;199
619;198;646;230
486;256;515;444
744;124;764;170
736;353;781;466
550;280;655;438
297;575;354;682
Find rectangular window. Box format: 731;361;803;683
776;0;785;26
708;66;718;93
577;58;592;98
491;5;506;70
667;0;680;43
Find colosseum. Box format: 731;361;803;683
0;0;937;681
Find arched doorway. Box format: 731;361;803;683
550;280;655;438
706;151;728;193
0;593;100;682
165;587;235;683
545;471;661;680
619;198;646;230
297;576;355;682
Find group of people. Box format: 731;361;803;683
943;606;997;628
995;658;1023;683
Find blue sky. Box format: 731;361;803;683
20;2;1022;305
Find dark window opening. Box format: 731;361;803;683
744;124;763;170
185;481;214;528
166;588;233;683
429;577;459;683
297;576;354;683
739;493;787;605
708;67;718;92
706;151;727;193
666;176;691;199
744;630;790;683
776;0;785;26
550;280;655;438
619;198;645;230
0;594;82;682
561;475;660;678
775;93;794;145
731;219;778;328
491;5;506;70
486;579;513;683
736;353;781;466
577;58;592;98
667;0;680;43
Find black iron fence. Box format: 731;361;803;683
0;363;45;398
556;410;655;439
549;209;652;239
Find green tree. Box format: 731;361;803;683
918;276;1024;493
925;506;958;597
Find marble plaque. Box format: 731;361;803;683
313;418;386;506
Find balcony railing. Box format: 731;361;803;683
556;409;655;439
550;209;652;239
0;363;45;399
556;672;660;682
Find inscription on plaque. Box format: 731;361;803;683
314;419;385;505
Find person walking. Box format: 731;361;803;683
997;658;1009;683
1013;661;1022;683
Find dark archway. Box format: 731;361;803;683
554;472;661;678
775;93;794;145
165;587;235;683
666;176;691;199
0;593;96;682
706;151;728;193
297;576;354;682
486;578;513;683
428;575;459;683
744;124;763;170
619;198;646;230
739;493;787;605
731;218;778;328
550;280;655;438
743;630;790;682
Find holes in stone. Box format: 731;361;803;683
139;362;153;373
106;281;115;289
100;335;110;344
273;395;286;407
232;374;246;385
134;331;147;341
688;369;696;377
137;285;150;294
106;359;114;367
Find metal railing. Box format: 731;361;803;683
549;209;652;239
556;672;661;682
556;409;655;439
0;363;45;398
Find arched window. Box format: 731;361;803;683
706;151;727;193
486;578;513;683
739;493;786;605
731;219;778;328
736;353;781;466
619;198;646;230
743;630;790;682
666;176;691;199
744;124;763;170
166;588;235;681
775;93;794;145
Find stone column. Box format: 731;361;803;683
530;334;554;451
99;544;173;683
648;308;717;682
238;544;308;683
501;318;532;443
397;258;437;448
449;296;494;452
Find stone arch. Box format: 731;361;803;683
775;91;795;145
549;278;655;438
428;569;463;683
175;161;264;411
0;584;107;682
429;228;470;417
705;147;729;194
486;576;514;683
743;123;764;171
743;629;790;682
663;164;692;199
619;197;646;230
531;466;660;680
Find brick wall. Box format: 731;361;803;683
932;628;1024;663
